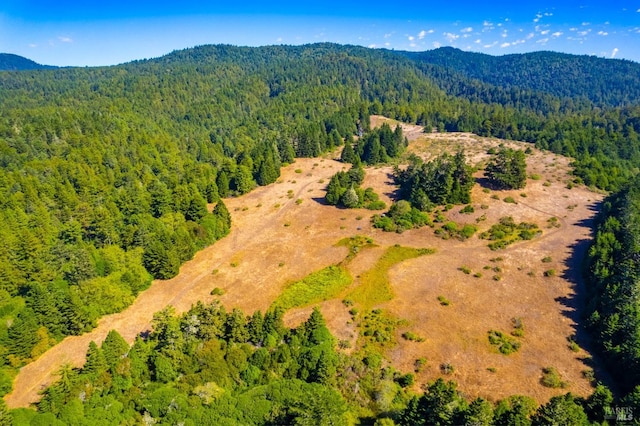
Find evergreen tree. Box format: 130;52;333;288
531;394;589;426
83;341;108;378
216;170;230;198
212;200;232;231
340;186;360;208
101;330;129;370
256;154;279;186
340;142;357;164
485;148;527;190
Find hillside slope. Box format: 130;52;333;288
0;53;55;71
404;46;640;107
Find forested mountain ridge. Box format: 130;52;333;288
404;46;640;107
0;54;55;71
1;43;640;422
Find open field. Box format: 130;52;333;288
5;117;603;408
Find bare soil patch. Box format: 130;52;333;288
5;118;603;408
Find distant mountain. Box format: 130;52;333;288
404;46;640;107
0;53;56;71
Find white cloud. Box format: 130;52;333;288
433;41;442;48
482;21;494;32
475;39;482;44
483;41;498;48
598;31;609;36
384;42;391;47
461;27;473;33
526;32;535;39
544;12;553;17
569;27;578;31
582;22;591;26
552;32;563;37
444;32;460;42
540;30;550;35
611;47;619;58
512;39;526;46
408;35;415;41
418;30;427;39
578;29;591;36
501;30;508;38
536;38;549;44
58;36;73;43
501;42;511;48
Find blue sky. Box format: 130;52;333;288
1;1;639;66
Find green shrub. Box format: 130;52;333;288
503;196;517;204
210;287;225;296
488;330;521;355
541;367;567;388
541;256;553;263
414;357;428;372
544;269;556;277
459;266;471;275
480;217;541;250
440;363;455;374
402;331;425;342
511;317;525;337
460;205;475;214
437;295;450;306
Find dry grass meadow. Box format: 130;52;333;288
5;116;603;408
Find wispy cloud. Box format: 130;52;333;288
611;47;619;57
598;31;609;36
536;38;549;45
483;41;498;48
501;30;508;38
408;35;415;41
461;27;473;33
58;36;73;43
444;32;460;42
540;30;550;35
501;42;511;48
29;43;37;48
433;41;442;48
552;32;563;37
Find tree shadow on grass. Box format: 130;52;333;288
554;201;616;391
475;176;500;191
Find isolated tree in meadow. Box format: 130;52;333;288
485;148;527;190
